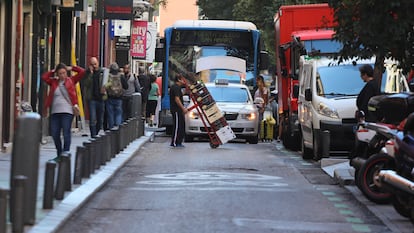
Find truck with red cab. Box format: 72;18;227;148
274;3;335;151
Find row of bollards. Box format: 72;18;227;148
41;115;145;211
4;93;145;233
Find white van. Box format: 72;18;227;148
298;57;409;159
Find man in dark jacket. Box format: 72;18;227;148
81;57;107;137
138;67;151;120
356;64;380;122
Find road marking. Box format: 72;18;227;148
352;224;371;232
328;197;343;202
334;203;349;208
346;217;364;224
133;172;288;191
233;218;371;232
318;188;371;233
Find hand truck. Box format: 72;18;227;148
185;80;236;148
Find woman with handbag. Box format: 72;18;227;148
42;63;86;161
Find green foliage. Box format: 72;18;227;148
196;0;239;19
329;0;414;73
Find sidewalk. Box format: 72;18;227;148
1;127;155;233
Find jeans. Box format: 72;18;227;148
89;99;105;137
106;98;123;129
50;113;73;156
122;96;133;121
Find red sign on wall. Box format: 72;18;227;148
130;21;147;59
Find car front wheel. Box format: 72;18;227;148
247;136;259;144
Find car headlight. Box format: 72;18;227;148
317;102;339;118
188;111;199;119
241;112;257;121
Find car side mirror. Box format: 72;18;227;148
305;88;312;101
293;84;299;98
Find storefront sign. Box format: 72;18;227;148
130;21;147;59
103;0;133;19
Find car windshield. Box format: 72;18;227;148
316;65;365;97
208;86;250;103
316;64;406;98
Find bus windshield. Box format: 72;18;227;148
169;45;254;84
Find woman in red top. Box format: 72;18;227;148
42;63;85;160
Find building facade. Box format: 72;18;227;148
0;0;198;150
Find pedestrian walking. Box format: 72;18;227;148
170;74;188;147
122;64;141;121
146;74;160;127
80;57;107;137
42;63;86;160
254;75;269;122
105;62;128;129
138;67;151;122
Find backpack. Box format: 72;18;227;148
106;74;124;97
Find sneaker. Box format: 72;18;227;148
170;143;176;147
51;156;61;162
175;144;185;148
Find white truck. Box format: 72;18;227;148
298;57;409;159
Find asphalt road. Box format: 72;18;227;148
58;135;396;233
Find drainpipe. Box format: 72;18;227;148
14;0;22;126
55;6;60;65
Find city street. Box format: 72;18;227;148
56;134;406;233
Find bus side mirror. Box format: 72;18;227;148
259;51;269;70
155;48;165;62
305;88;312;101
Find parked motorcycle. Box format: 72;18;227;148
350;93;414;204
351;118;400;204
378;113;414;222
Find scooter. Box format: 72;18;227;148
350;111;401;204
378;114;414;221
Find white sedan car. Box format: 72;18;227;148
185;81;259;144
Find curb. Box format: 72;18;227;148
27;134;152;233
333;168;355;186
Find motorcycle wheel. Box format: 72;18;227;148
392;195;411;218
357;153;394;204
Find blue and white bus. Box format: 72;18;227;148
156;20;269;133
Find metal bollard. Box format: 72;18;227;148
82;141;91;178
321;130;331;158
94;135;103;168
43;161;56;209
132;117;138;140
109;128;116;158
62;152;72;191
89;138;97;171
73;146;84;185
138;117;145;137
55;153;70;200
10;113;41;225
11;176;26;233
119;123;126;151
128;119;134;143
98;134;106;166
0;188;9;233
104;130;112;161
111;127;120;156
135;117;139;139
